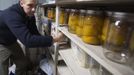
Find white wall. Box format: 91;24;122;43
0;0;19;10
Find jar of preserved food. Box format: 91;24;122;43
59;8;65;25
82;10;104;45
64;9;70;25
76;9;86;37
101;11;112;45
47;8;51;19
103;12;134;64
68;9;79;34
47;8;55;20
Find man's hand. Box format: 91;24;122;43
52;32;64;43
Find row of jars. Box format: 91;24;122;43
67;9;104;45
58;8;134;68
46;7;134;69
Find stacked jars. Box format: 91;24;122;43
82;10;104;45
68;9;79;34
76;9;86;37
103;12;134;64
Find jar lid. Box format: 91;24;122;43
105;11;113;17
71;9;76;12
113;12;134;20
80;9;86;13
60;8;65;11
86;10;103;15
65;9;70;12
87;10;94;14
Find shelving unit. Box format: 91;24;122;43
58;26;134;75
39;0;134;75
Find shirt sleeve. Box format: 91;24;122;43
3;12;53;48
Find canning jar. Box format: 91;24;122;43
103;12;134;64
128;29;134;70
76;9;86;37
59;8;65;25
82;10;104;45
64;9;70;25
47;8;55;20
129;30;134;55
68;9;79;34
101;11;112;45
90;58;100;75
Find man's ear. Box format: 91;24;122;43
20;0;23;7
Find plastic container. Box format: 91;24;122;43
103;12;134;64
82;10;104;45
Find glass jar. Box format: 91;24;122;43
68;9;79;34
101;11;112;45
129;30;134;55
76;9;86;37
64;9;70;25
47;8;55;20
82;10;104;45
47;8;51;18
128;29;134;70
103;12;134;64
100;67;113;75
59;8;65;25
90;58;101;75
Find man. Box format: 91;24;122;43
0;0;62;75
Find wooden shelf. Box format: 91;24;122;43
58;27;134;75
59;49;91;75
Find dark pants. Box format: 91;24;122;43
0;42;32;75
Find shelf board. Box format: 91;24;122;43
58;27;134;75
58;65;73;75
41;1;56;7
56;0;134;6
59;49;91;75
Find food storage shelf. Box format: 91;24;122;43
59;49;91;75
56;0;134;6
58;26;134;75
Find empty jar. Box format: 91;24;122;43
103;12;134;64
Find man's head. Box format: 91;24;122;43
20;0;36;16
